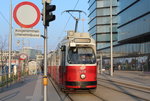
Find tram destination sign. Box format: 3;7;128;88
14;28;40;38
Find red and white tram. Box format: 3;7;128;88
48;31;97;90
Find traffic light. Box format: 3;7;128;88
43;2;56;26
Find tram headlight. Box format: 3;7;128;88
80;74;86;79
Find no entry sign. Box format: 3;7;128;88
13;1;40;28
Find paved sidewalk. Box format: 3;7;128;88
0;75;43;101
98;70;150;89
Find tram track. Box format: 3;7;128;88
67;91;106;101
97;78;150;101
48;76;107;101
89;91;107;101
97;78;150;92
48;76;73;101
97;78;150;94
47;75;150;101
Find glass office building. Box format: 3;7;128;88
88;0;150;71
88;0;118;50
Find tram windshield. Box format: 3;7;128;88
68;47;96;64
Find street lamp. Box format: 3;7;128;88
110;0;113;76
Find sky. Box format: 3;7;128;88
0;0;89;52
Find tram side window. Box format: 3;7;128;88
68;47;96;64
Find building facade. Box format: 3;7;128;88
20;47;42;60
0;51;19;66
88;0;150;71
88;0;118;50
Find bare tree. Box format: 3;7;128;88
0;35;8;71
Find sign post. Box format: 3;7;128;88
8;0;12;79
13;1;41;80
18;53;27;81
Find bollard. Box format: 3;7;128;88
43;76;48;86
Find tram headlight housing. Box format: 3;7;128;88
80;74;86;79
